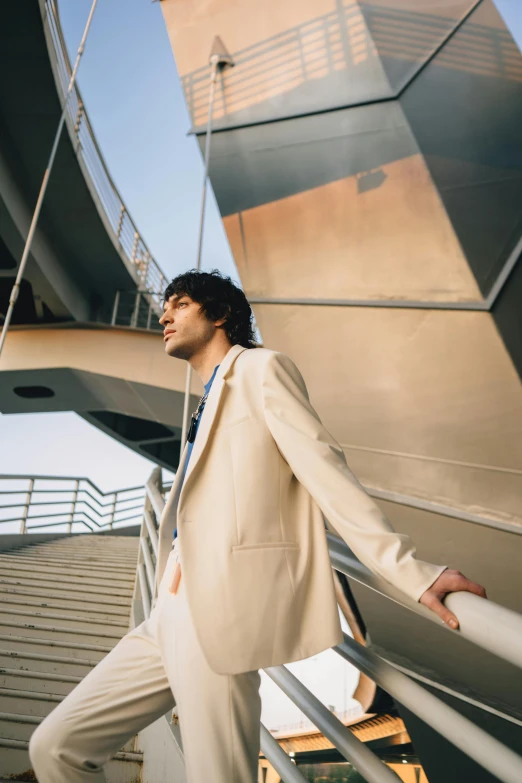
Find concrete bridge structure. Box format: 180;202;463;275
0;0;204;471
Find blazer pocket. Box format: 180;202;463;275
232;541;299;552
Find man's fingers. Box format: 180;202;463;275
420;570;488;630
433;599;459;629
446;574;487;600
435;570;488;600
421;593;459;629
460;579;487;599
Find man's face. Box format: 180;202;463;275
159;293;216;360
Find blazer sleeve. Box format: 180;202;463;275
261;351;448;603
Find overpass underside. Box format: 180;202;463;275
0;325;204;472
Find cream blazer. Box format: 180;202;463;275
156;343;447;675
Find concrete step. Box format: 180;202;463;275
0;713;139;752
0;649;96;677
0;562;136;587
0;687;64;717
2;548;137;563
0;536;140;782
0;569;135;592
0;550;137;568
0;576;134;600
0;554;138;574
0;619;122;646
28;542;138;557
0;738;143;781
46;536;139;547
0;712;40;742
0;608;129;634
0;667;81;697
0;633;111;662
43;545;140;555
29;535;138;545
0;584;131;608
0;594;130;620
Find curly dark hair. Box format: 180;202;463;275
162;269;258;349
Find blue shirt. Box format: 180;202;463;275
173;364;220;539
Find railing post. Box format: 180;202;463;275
132;232;139;265
67;479;79;533
143;250;150;278
19;478;34;535
109;491;117;530
131;290;140;328
74;99;84;137
117;204;125;239
111;290;120;325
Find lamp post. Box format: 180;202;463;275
179;36;234;452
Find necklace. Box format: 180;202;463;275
186;391;209;443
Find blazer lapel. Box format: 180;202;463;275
179;343;247;500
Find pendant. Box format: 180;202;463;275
187;414;197;443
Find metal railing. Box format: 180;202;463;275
110;289;165;331
131;466;522;783
41;0;169;317
0;473;168;535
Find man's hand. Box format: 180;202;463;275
419;568;488;629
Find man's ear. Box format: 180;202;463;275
215;304;231;328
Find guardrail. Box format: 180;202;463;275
132;466;522;783
0;473;171;535
41;0;169;318
111;289;165;331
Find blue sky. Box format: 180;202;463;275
495;0;522;48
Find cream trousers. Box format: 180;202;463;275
29;538;262;782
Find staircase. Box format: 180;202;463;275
0;534;141;782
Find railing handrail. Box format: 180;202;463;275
327;531;522;670
333;633;522;783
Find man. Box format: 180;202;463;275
29;269;487;783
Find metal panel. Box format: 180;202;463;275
206;103;481;302
400;0;522;295
359;0;479;89
253;303;522;524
